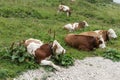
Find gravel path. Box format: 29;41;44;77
14;57;120;80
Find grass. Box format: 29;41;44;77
0;0;120;79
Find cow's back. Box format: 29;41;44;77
65;34;97;51
79;31;99;37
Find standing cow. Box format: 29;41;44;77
57;4;71;17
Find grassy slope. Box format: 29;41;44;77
0;0;120;79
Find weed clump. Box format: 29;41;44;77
0;41;39;69
103;48;120;61
52;54;74;68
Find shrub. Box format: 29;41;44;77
51;53;75;68
103;48;120;61
0;41;39;69
0;69;8;79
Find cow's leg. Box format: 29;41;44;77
67;12;69;17
41;60;60;71
57;10;60;14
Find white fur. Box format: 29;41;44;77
58;4;70;12
58;4;70;17
25;38;43;56
72;22;79;29
98;35;106;49
64;23;74;32
83;20;89;27
27;42;43;56
25;38;43;45
108;28;117;39
41;60;60;70
52;40;66;55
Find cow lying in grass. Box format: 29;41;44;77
65;34;105;51
57;4;71;17
24;38;66;70
64;21;89;32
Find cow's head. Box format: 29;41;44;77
78;21;89;28
108;28;117;39
58;4;64;10
83;20;89;27
52;40;66;55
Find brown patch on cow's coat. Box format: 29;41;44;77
35;43;53;63
74;22;86;30
65;34;101;51
98;30;109;41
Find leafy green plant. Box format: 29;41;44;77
0;41;39;69
103;48;120;61
52;53;75;68
0;69;8;79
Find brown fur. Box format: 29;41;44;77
74;22;86;30
98;30;109;41
65;34;101;51
35;44;53;63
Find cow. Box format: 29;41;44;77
65;34;104;51
94;28;117;41
57;4;71;17
64;21;89;32
24;38;66;70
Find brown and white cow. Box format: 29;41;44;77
57;4;71;17
64;21;89;32
65;34;103;51
94;28;117;41
24;38;66;70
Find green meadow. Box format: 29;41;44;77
0;0;120;79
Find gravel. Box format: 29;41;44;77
14;57;120;80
